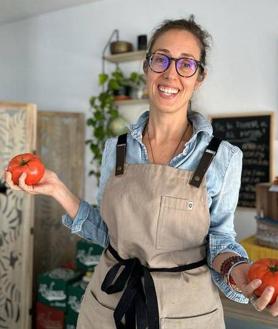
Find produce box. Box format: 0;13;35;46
256;182;278;220
65;316;77;329
75;240;104;271
256;216;278;249
240;235;278;261
37;267;82;311
65;273;92;329
67;279;89;321
36;302;65;329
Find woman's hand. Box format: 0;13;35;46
2;168;80;219
231;262;278;316
2;168;61;196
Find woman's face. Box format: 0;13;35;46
145;29;204;115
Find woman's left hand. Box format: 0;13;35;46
231;262;278;317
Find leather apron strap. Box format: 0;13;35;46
189;137;222;188
115;133;222;188
115;133;127;176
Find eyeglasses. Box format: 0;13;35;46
146;52;204;78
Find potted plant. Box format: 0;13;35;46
87;67;147;183
109;68;132;100
86;68;129;183
128;72;147;99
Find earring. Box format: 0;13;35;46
143;60;148;73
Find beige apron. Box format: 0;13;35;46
77;135;225;329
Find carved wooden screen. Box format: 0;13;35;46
0;102;37;329
33;111;85;300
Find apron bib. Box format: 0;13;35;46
77;135;225;329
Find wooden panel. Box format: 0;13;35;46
33;111;85;300
0;102;37;329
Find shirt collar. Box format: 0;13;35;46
127;109;213;141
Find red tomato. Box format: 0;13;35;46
248;258;278;305
7;153;45;186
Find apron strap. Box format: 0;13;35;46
189;136;222;188
115;134;222;182
115;133;127;176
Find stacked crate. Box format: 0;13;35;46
255;178;278;249
64;241;104;329
36;240;104;329
36;268;82;329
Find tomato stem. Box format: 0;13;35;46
269;265;278;272
20;159;30;166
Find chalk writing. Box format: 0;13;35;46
211;114;272;207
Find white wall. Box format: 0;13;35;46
0;0;277;240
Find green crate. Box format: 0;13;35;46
65;277;90;328
67;279;89;321
75;240;104;271
65;315;77;329
37;268;82;311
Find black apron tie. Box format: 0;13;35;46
101;244;207;329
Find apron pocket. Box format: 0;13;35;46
77;289;115;329
161;308;223;329
156;195;195;250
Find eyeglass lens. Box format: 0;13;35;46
149;53;199;77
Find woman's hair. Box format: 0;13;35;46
147;15;212;69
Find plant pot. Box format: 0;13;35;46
130;86;146;100
113;86;132;100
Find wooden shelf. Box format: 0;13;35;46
114;98;148;106
104;50;146;63
221;295;277;327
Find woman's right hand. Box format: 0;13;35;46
3;168;80;219
2;168;61;196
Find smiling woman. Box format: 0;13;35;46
3;14;278;329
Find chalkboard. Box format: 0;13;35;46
210;112;274;208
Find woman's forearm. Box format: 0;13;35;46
212;252;239;273
52;181;81;219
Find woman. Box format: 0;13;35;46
4;16;278;328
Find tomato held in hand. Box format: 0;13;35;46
248;258;278;305
7;153;45;185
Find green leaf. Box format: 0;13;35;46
98;73;108;86
110;109;119;118
112;68;124;80
108;79;120;90
87;118;96;126
94;111;104;121
94;126;105;139
89;96;96;107
90;143;99;153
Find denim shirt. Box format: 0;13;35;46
63;110;249;304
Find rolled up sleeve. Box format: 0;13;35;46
62;200;109;248
207;146;249;303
